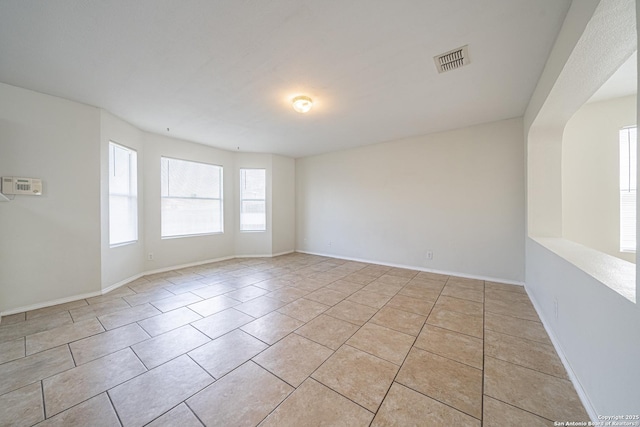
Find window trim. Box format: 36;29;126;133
160;156;224;239
108;141;138;247
239;168;267;232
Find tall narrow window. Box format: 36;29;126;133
161;157;223;238
620;126;637;252
109;142;138;246
240;168;266;231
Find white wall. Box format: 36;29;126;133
524;0;640;417
272;155;295;255
563;95;636;263
296;118;525;283
0;82;102;312
100;111;146;289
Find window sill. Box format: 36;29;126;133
531;237;636;303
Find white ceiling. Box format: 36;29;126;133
588;51;637;104
0;0;571;158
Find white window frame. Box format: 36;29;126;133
619;126;637;253
239;168;267;232
108;141;138;247
161;156;224;238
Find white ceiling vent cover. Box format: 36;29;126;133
434;45;470;73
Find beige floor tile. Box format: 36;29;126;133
26;300;88;320
124;288;175;306
0;382;44;427
371;382;480;427
426;306;483;338
147;403;203;427
70;323;149;365
484;312;551;345
234;296;288;317
85;286;136;305
441;284;484;303
407;277;447;290
267;286;309;303
98;304;161;330
346;322;414;365
0;337;24;364
373;275;411;287
396;348;482;419
187;361;292;427
312;345;398;412
37;393;120;427
0;345;74;396
347;290;392;309
342;272;378;285
397;285;441;301
325;279;366;295
253;278;294;291
277;298;329;322
191;283;238;299
109;355;213;427
385;267;419;279
260;378;373;427
162;280;209;296
483;395;553;427
43;348;146;417
485;281;527;294
0;312;26;326
325;300;378;326
254;334;333;387
415;271;449;283
370;306;426;336
132;325;209;369
295;314;359;350
26;318;104;355
189;329;267;379
362;281;404;296
385;294;434;316
69;298;131;322
241;312;304;345
226;285;270;302
304;288;350;306
151;292;203;312
485;290;540;321
0;311;73;344
187;295;240;317
137;306;202;336
446;276;484;291
484;357;588;421
414;325;483;369
435;295;483;317
485;330;567;378
191;308;254;339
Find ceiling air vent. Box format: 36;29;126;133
434;45;470;73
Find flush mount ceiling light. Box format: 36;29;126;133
292;96;313;113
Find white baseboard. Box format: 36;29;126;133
295;250;525;286
0;289;103;318
525;288;598;422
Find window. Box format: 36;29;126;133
161;157;223;238
620;126;637;252
240;168;266;231
109;142;138;246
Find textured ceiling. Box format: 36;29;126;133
0;0;571;158
589;51;637;104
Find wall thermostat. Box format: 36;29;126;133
1;177;43;195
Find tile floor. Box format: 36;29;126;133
0;253;589;426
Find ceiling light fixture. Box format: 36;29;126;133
292;96;313;113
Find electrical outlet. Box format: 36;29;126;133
148;253;154;261
328;241;332;247
426;251;433;261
